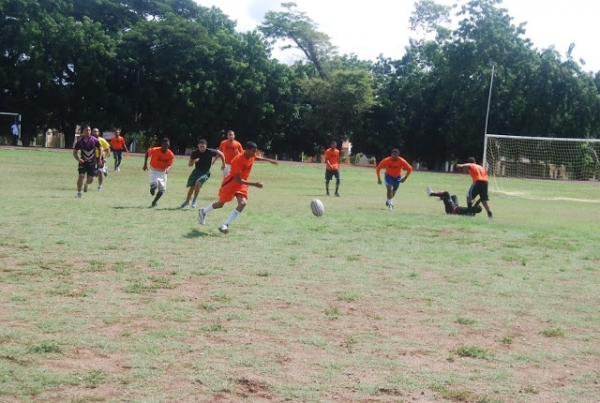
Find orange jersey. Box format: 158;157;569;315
325;148;340;170
218;153;255;203
147;147;174;171
111;136;126;150
227;152;255;181
466;163;488;182
376;156;412;178
219;140;244;164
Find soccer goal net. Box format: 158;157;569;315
484;134;600;202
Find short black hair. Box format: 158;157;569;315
391;149;400;154
467;157;476;163
161;138;170;145
197;138;207;145
245;141;258;150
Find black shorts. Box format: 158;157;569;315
325;169;340;181
78;161;97;177
468;181;489;201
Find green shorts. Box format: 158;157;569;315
186;168;211;188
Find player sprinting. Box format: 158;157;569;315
143;138;175;208
375;149;412;210
427;186;482;215
110;130;129;172
73;125;101;198
218;130;244;178
180;139;225;209
455;157;493;218
324;140;341;196
92;128;110;190
197;141;278;234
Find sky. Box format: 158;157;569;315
194;0;600;73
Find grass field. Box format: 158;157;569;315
1;147;599;403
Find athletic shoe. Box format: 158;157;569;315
191;200;197;209
180;201;189;208
326;192;330;196
117;167;121;172
335;193;340;197
197;208;206;225
97;185;102;191
77;192;82;198
150;186;156;196
426;186;433;195
488;211;493;219
218;224;229;234
151;202;157;208
83;183;88;192
388;204;393;211
114;168;118;173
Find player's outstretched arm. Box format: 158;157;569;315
256;156;278;165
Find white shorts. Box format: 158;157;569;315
149;168;167;192
222;164;231;178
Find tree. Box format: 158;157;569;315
259;2;336;79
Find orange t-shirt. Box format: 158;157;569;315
467;163;488;182
219;140;244;164
111;136;126;150
325;148;340;170
147;147;174;171
227;152;255;181
376;156;412;178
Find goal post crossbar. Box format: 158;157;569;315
486;133;600;143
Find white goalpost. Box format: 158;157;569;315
483;134;600;202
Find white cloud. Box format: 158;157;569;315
195;0;600;72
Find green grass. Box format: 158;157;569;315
1;147;599;402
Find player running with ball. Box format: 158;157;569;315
198;141;278;234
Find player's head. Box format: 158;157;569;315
330;140;337;149
115;130;121;137
467;157;476;163
92;128;100;138
243;141;258;157
197;138;207;151
227;130;235;141
82;125;91;137
391;149;400;160
160;138;170;151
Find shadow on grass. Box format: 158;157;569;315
184;229;209;238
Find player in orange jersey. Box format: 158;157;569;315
376;149;412;210
218;130;244;178
198;141;278;234
143;138;175;208
324;140;341;196
110;130;129;172
455;157;493;218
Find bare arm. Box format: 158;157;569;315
255;155;279;165
143;152;149;170
234;172;264;188
73;149;82;163
213;150;225;168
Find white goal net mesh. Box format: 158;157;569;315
484;134;600;202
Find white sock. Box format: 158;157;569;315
203;204;215;213
224;209;241;225
388;198;393;206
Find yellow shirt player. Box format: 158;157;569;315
376;149;412;210
324;140;341;196
92;128;111;190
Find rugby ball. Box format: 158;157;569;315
310;199;324;217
